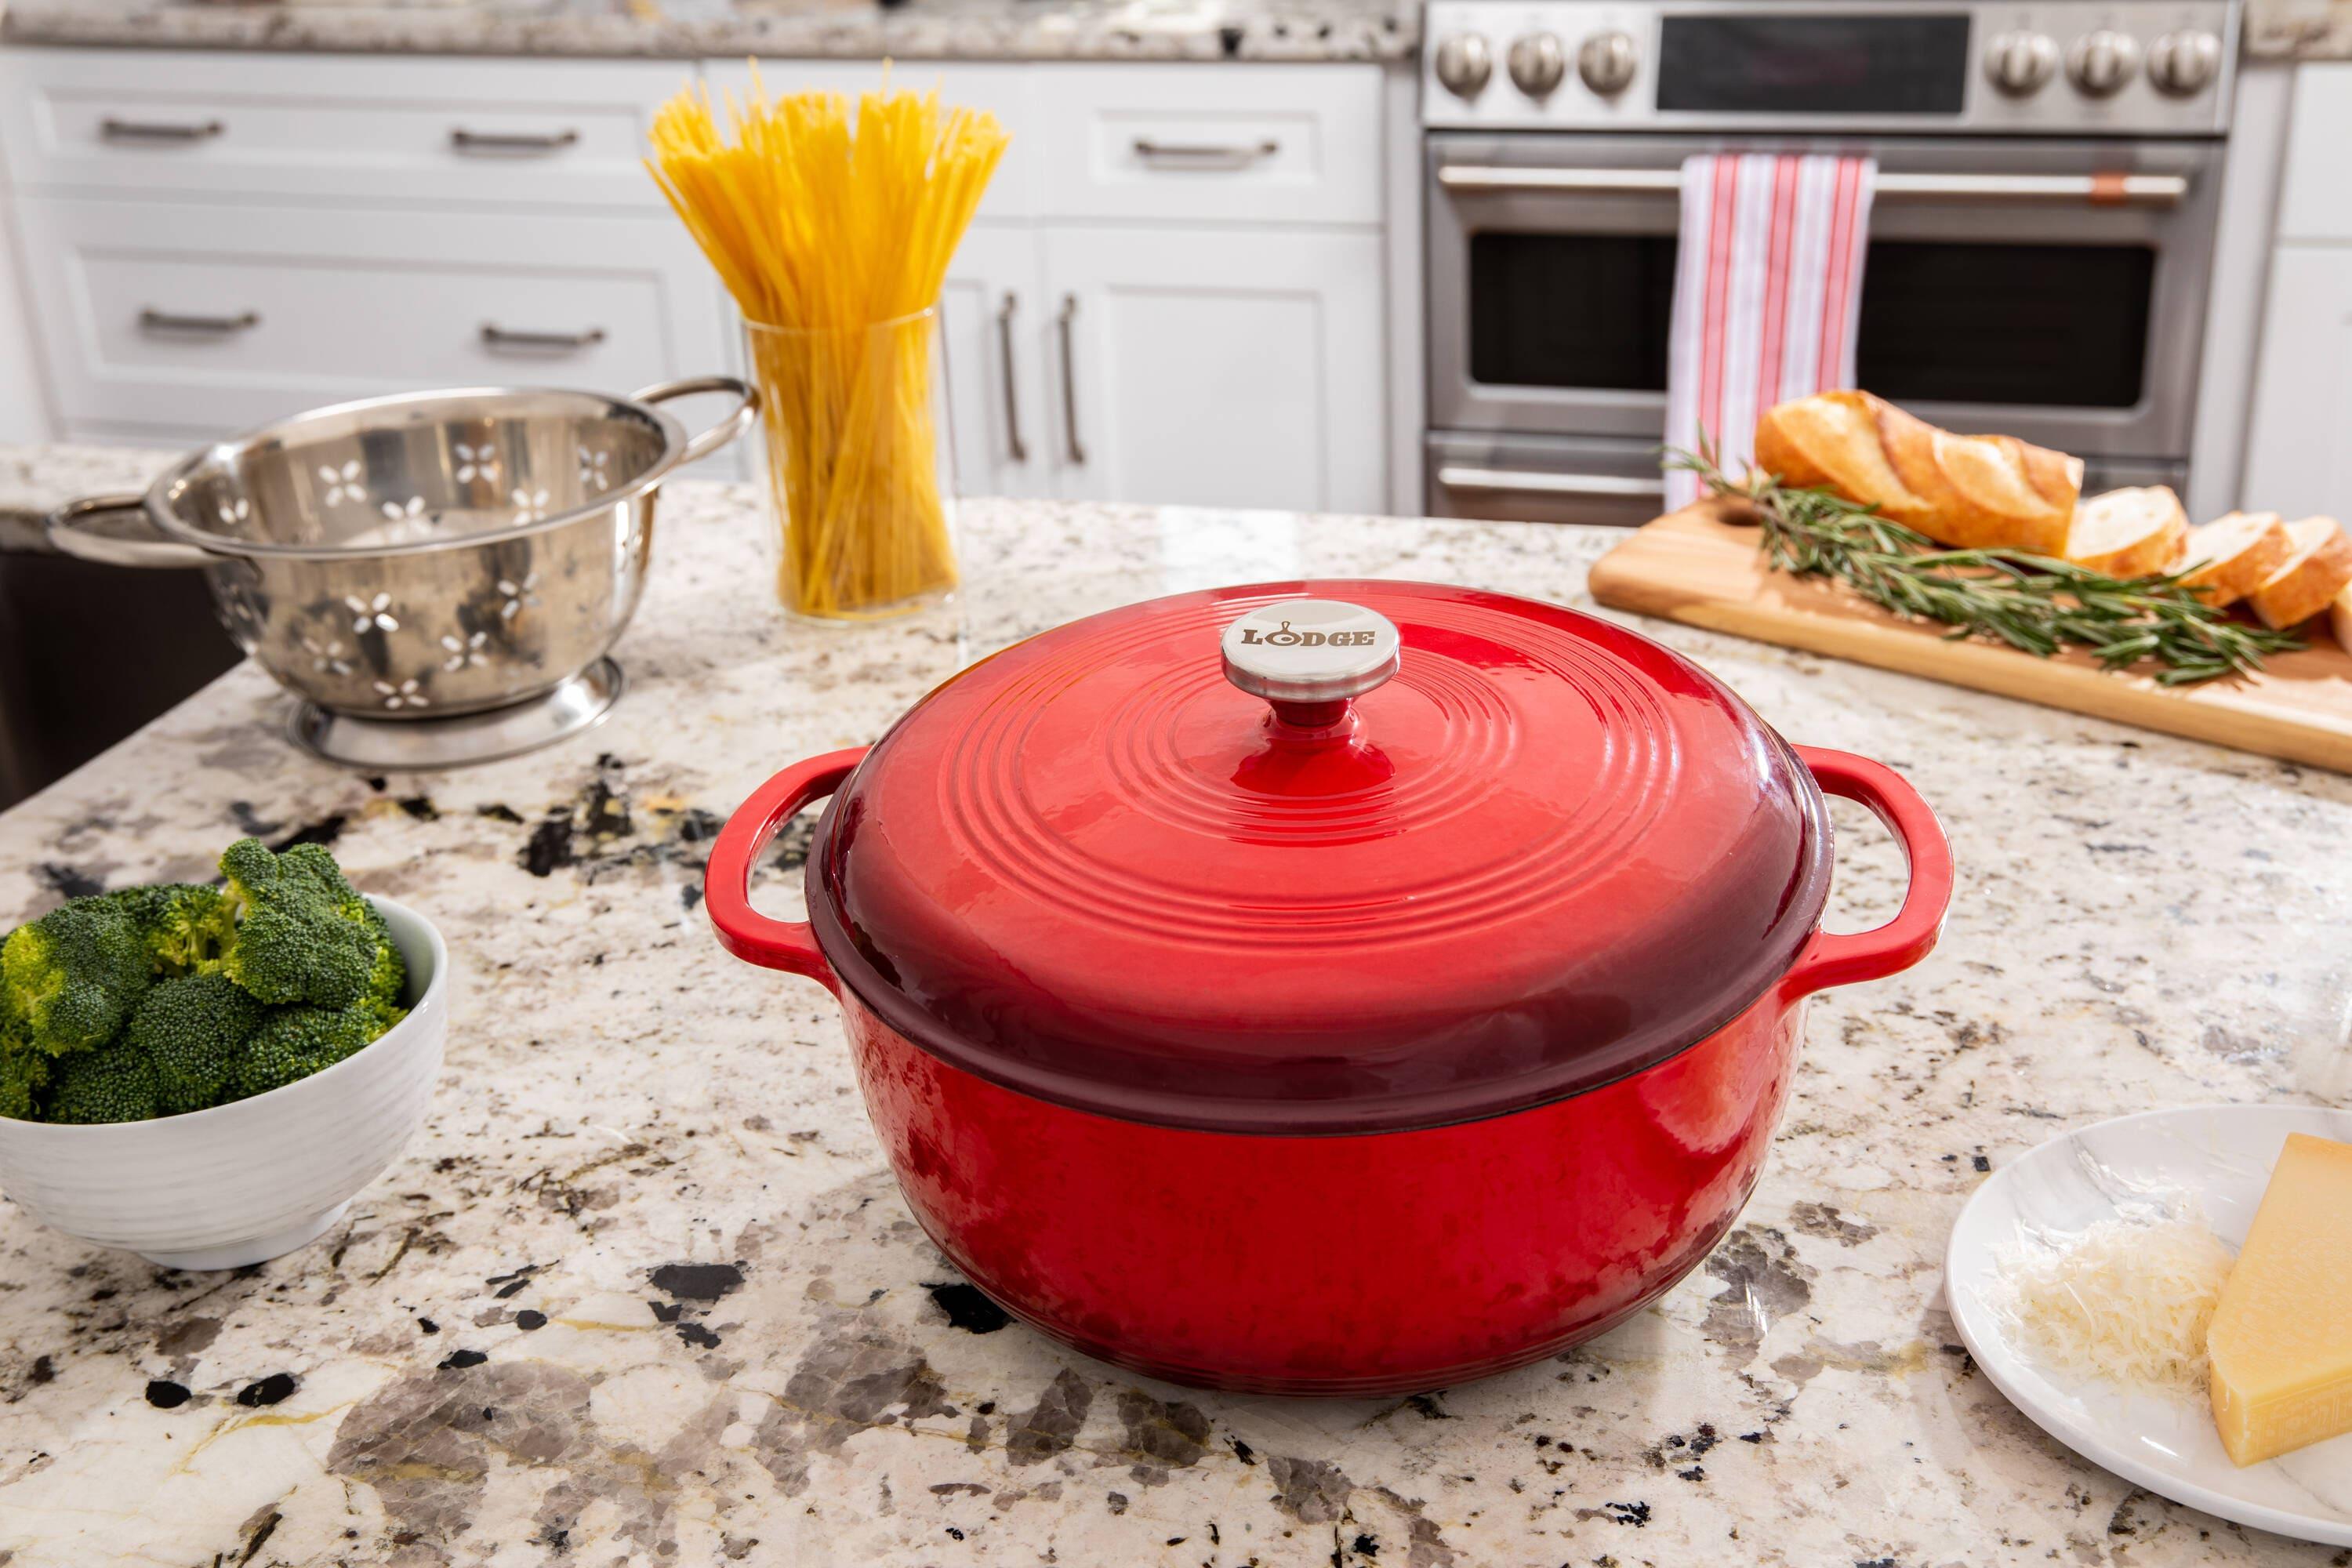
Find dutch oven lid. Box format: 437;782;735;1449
808;580;1831;1135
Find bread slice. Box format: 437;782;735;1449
2330;577;2352;654
2249;516;2352;629
2065;487;2189;579
2177;511;2292;608
1751;390;2080;554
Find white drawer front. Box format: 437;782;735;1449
1034;64;1383;226
0;49;687;209
20;198;728;434
2278;62;2352;242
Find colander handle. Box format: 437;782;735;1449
632;375;760;466
705;747;869;994
45;494;210;569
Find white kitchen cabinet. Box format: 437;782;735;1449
938;223;1052;499
20;194;724;438
1041;226;1387;512
0;49;688;211
2243;246;2352;521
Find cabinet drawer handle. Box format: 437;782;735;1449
1132;136;1279;169
451;127;582;155
481;323;607;352
996;292;1028;464
101;117;225;144
139;307;259;336
1056;293;1084;467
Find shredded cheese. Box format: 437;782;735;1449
1992;1216;2234;1392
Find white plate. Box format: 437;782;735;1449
1946;1104;2352;1547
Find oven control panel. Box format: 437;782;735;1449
1421;0;2238;134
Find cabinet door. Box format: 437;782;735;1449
939;224;1051;499
2244;246;2352;520
1041;227;1386;512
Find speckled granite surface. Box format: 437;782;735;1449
2246;0;2352;57
0;0;1421;64
0;443;174;554
1;472;2347;1566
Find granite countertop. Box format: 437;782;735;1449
0;443;177;554
1;467;2348;1566
0;0;1421;64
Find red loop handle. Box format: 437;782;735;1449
704;748;869;993
1781;746;1952;1000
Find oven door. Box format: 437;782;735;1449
1426;131;2223;472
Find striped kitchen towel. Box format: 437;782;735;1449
1663;152;1877;512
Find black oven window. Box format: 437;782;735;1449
1467;230;2155;412
1857;241;2154;408
1468;232;1678;393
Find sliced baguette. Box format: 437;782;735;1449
1751;390;2080;554
2331;578;2352;653
2249;516;2352;629
2176;511;2292;608
2066;487;2189;578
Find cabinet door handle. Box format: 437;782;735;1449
1057;293;1085;467
101;116;224;144
1133;136;1279;168
481;323;607;352
451;127;582;155
139;307;259;335
996;292;1028;464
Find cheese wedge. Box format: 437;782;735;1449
2205;1133;2352;1466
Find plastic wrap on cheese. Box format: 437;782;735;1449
1990;1215;2235;1393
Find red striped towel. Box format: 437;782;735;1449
1664;152;1877;511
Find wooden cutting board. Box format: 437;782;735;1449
1587;504;2352;774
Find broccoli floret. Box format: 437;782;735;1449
124;972;267;1116
0;1007;48;1121
43;1036;160;1124
216;838;372;1007
1;900;150;1055
104;883;237;977
282;844;408;1014
222;1003;388;1102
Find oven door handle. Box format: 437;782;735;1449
1438;466;1666;499
1436;165;2190;207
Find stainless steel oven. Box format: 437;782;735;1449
1420;0;2239;524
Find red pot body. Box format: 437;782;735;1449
844;982;1806;1394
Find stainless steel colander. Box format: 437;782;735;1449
48;376;754;729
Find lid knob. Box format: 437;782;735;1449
1221;599;1401;729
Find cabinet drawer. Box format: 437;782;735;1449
0;49;684;209
19;198;728;435
2278;62;2352;241
1033;64;1383;226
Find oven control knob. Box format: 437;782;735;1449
2067;29;2142;97
1577;29;1640;96
2147;28;2223;96
1984;29;2060;96
1508;31;1568;99
1434;31;1494;98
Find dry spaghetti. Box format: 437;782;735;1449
646;71;1007;617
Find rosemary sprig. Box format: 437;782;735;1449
1664;444;2303;687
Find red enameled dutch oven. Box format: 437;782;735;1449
706;583;1951;1396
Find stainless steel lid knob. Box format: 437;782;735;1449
1984;29;2059;96
1434;32;1494;99
1508;31;1568;98
1577;29;1639;96
2067;29;2142;97
1222;600;1402;728
2147;29;2223;96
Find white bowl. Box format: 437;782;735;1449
0;896;448;1270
